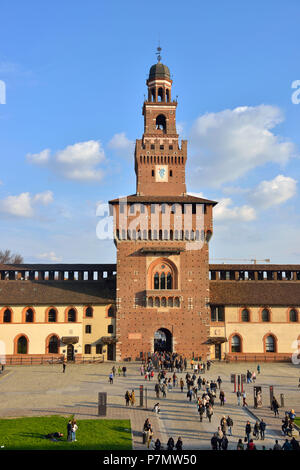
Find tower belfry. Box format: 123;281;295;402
135;52;187;196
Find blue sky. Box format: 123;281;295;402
0;0;299;264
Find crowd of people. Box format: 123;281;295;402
135;353;300;451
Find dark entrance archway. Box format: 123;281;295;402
154;328;172;353
67;344;74;362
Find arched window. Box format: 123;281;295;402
48;335;59;354
148;297;153;307
48;308;57;323
3;308;11;323
67;308;76;322
241;309;250;322
25;308;34;323
158;87;164;102
156;114;166;133
160;272;166;290
174;297;180;308
166;89;170;102
167;273;172;289
168;297;174;307
231;335;241;353
154;273;160;290
155;297;160;307
161;297;167;308
261;308;270;322
265;335;275;353
107;306;114;318
17;336;28;354
85;306;93;317
289;309;298;322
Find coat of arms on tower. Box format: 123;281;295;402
156;165;168;182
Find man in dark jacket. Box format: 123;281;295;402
211;433;218;450
245;421;252;443
259;419;266;440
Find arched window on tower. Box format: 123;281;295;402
160;272;166;290
158;87;164;102
156;114;166;133
154;273;160;290
151;88;156;102
167;273;172;289
166;89;170;102
261;308;270;322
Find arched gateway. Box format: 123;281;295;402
154;328;172;353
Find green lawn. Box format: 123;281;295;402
295;418;300;428
0;416;132;450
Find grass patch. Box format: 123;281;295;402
0;416;132;450
295;418;300;428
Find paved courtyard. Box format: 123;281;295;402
0;360;299;450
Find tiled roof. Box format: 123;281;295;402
109;194;218;205
0;281;115;305
210;281;300;305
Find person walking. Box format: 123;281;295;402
216;427;223;450
130;390;135;406
217;376;222;389
220;416;227;436
221;435;228;450
219;390;225;406
259;419;266;440
242;391;248;407
198;403;205;422
125;390;130;406
237;390;241;406
180;378;184;392
226;416;233;436
245;421;252;444
146;427;153;448
62;362;66;373
271;397;280;417
206;404;213;423
257;364;260;375
109;372;114;384
253;421;259;440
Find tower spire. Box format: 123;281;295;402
156;44;162;63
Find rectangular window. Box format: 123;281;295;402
85;325;91;334
170;170;173;177
120;204;124;214
210;305;225;322
108;325;114;334
84;344;91;354
96;344;103;354
152;170;154;177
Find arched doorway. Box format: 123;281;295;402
154;328;172;353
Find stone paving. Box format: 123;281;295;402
0;360;299;450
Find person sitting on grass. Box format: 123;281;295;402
45;432;63;441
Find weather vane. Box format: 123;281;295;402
156;44;162;63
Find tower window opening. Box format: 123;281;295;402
156;114;166;133
170;170;173;177
158;87;164;102
166;89;170;102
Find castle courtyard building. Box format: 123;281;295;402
0;58;299;364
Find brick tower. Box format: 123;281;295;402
109;52;217;361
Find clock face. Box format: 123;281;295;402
156;165;168;182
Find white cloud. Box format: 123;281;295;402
37;251;62;262
249;175;297;209
0;190;54;218
214;197;256;222
33;190;54;205
27;140;105;182
26;149;50;165
108;132;134;159
190;105;297;187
